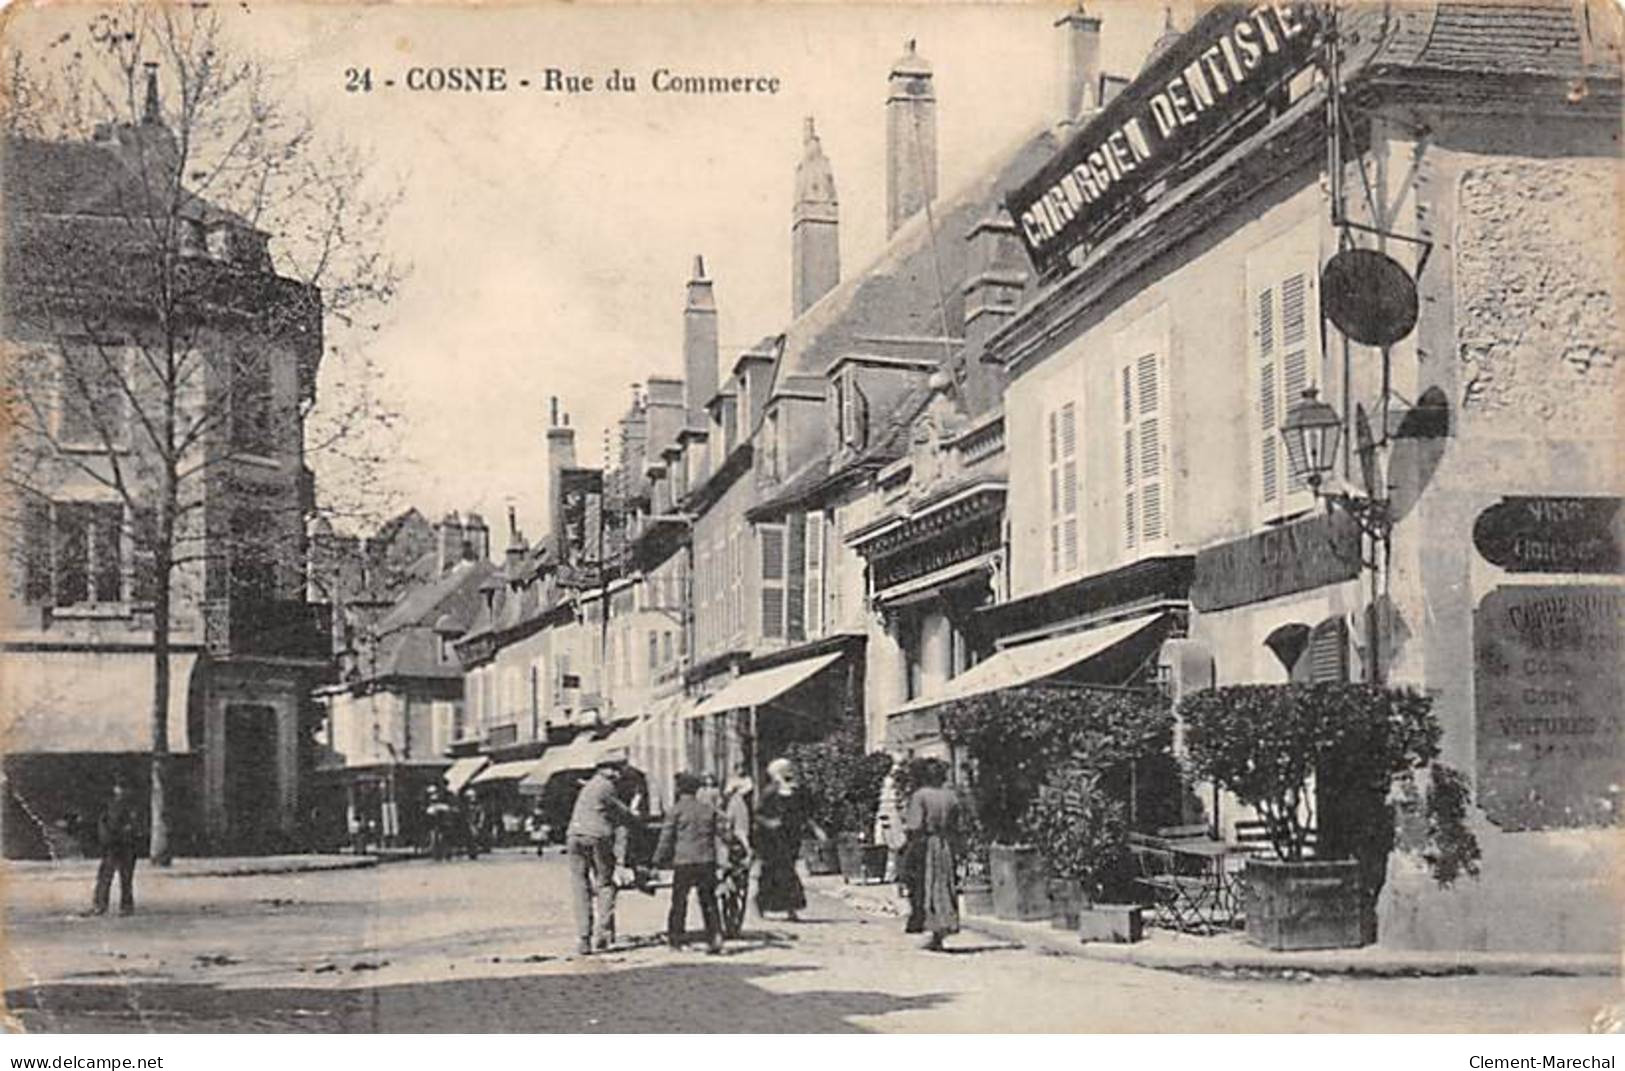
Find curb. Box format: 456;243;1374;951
808;877;1620;979
5;855;381;882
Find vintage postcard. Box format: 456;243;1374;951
0;0;1620;1039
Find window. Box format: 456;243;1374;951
648;631;659;671
56;342;128;450
763;408;781;481
805;512;824;638
1045;401;1079;577
902;617;923;701
530;663;542;734
1248;231;1324;523
26;500;125;606
759;523;786;639
230;508;276;606
1120;352;1167;551
662;629;674;665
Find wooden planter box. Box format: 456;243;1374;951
836;836;889;884
803;837;841;876
961;877;994;916
1048;877;1086;930
1245;857;1367;951
1078;903;1144;944
990;844;1051;921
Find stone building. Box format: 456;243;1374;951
0;72;330;856
988;1;1621;952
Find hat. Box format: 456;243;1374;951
595;748;629;771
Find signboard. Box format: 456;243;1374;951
1007;2;1322;275
1472;496;1623;575
1474;585;1623;831
1191;509;1360;611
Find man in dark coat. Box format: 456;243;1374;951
91;777;141;916
656;771;726;954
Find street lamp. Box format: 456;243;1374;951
1280;388;1391;543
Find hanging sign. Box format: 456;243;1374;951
1007;2;1323;275
1472;496;1623;575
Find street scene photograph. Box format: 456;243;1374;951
0;0;1621;1040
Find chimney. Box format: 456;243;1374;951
546;396;578;555
1056;5;1103;125
142;62;161;125
886;40;937;237
436;511;463;575
683;256;718;427
961;214;1028;409
504;505;528;575
792;117;840;317
462;512;489;562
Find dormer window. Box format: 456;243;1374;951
179;218;206;257
206;224;232;260
762;408;781;481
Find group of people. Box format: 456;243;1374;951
423;784;491;860
564;751;964;957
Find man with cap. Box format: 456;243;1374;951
565;751;639;954
90;775;141;916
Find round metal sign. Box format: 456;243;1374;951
1320;248;1419;348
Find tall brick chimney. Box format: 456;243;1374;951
886;39;937;237
436;511;463;575
683;256;718;428
546;396;577;556
1056;5;1103;126
792;117;840;317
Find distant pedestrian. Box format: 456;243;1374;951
719;770;754;938
565;756;639;954
656;772;726;954
696;772;721;809
903;758;961;951
755;757;825;922
874;756;907;883
90;777;141;917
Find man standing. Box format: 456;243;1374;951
656;772;726;954
91;776;140;916
566;754;639;954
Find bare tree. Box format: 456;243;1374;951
2;6;404;862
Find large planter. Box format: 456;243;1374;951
1078;903;1144;944
960;875;994;916
1245;857;1367;951
1048;876;1086;930
990;844;1051;921
836;835;889;884
803;837;841;876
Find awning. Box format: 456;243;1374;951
518;735;605;793
1;648;197;753
444;756;490;794
890;611;1168;716
470;758;543;786
687;651;843;720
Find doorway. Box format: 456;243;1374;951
225;703;280;852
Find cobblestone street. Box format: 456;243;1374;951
3;853;1615;1032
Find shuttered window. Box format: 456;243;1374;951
786;513;807;643
1046;401;1079;578
1248;234;1323;523
805;512;824;638
1121;351;1166;552
1307;617;1349;683
759;523;786;640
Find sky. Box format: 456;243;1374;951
12;1;1176;541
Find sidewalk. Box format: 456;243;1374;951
807;875;1620;979
4;853;380;882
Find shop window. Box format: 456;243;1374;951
1045;400;1079;578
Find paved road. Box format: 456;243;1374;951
3;852;1615;1032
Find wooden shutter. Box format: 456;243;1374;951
1249;233;1323;522
1047;401;1079;577
759;524;785;639
786;513;807;642
1122;352;1165;550
21;497;52;604
1307;617;1349;683
805;511;824;638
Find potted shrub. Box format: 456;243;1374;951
1182;682;1480;951
785;737;890;879
1021;764;1130;930
943;685;1173;922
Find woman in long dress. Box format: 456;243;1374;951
755;758;824;921
903;758;961;951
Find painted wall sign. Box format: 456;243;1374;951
1007;2;1322;275
1472;495;1623;575
1191;509;1360;611
1474;585;1623;832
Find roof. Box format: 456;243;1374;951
1374;1;1622;79
3;133;254;228
365;558;500;681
